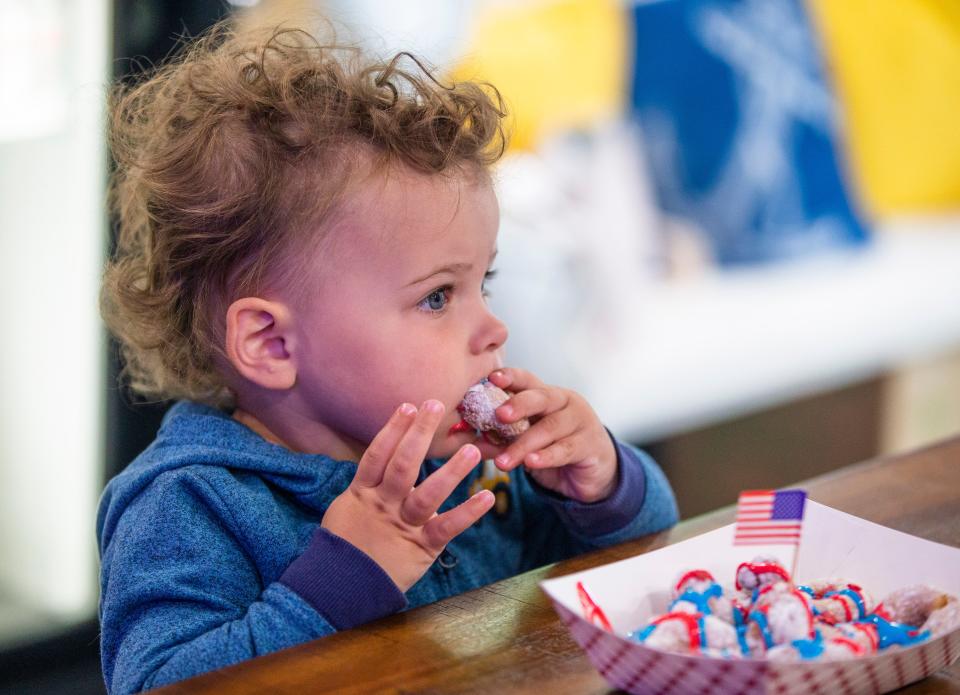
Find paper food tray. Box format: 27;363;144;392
540;501;960;694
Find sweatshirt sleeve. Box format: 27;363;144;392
99;473;405;695
278;526;406;629
517;433;678;568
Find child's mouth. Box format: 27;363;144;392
448;418;473;435
447;417;508;446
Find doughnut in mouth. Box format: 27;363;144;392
455;379;530;445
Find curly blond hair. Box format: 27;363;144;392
101;21;507;409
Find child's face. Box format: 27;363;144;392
293;166;507;459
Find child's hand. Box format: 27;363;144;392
321;400;494;592
487;368;618;504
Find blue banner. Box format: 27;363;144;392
629;0;869;265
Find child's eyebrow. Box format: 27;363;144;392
406;262;472;288
405;250;498;288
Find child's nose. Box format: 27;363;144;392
470;308;508;355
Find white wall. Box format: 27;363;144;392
0;0;108;621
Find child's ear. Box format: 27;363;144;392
224;297;297;390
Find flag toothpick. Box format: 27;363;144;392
733;489;807;582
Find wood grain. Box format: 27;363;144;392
155;436;960;694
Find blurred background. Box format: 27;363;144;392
2;0;959;692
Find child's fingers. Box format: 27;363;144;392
493;410;580;471
400;444;482;526
496;387;568;424
379;400;445;500
421;490;495;551
487;367;545;392
353;403;417;488
523;434;591;470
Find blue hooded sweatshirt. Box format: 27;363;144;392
97;401;678;694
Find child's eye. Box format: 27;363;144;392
482;268;497;298
418;286;451;313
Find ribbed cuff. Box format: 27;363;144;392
279;527;407;630
534;430;648;537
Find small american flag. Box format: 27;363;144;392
734;489;806;546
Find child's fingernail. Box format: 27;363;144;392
463;444;480;461
495;453;510;468
423;400;443;414
527;453;540;465
491;370;503;380
499;405;513;419
399;403;416;415
474;489;495;505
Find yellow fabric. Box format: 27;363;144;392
450;0;627;151
808;0;960;214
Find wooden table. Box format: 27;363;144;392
158;437;960;694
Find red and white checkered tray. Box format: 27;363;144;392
540;501;960;694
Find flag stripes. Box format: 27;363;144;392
734;489;806;546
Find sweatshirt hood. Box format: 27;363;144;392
96;401;355;555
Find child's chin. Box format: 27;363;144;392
429;430;483;459
428;437;473;460
431;431;504;462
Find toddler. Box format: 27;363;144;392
97;23;678;694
